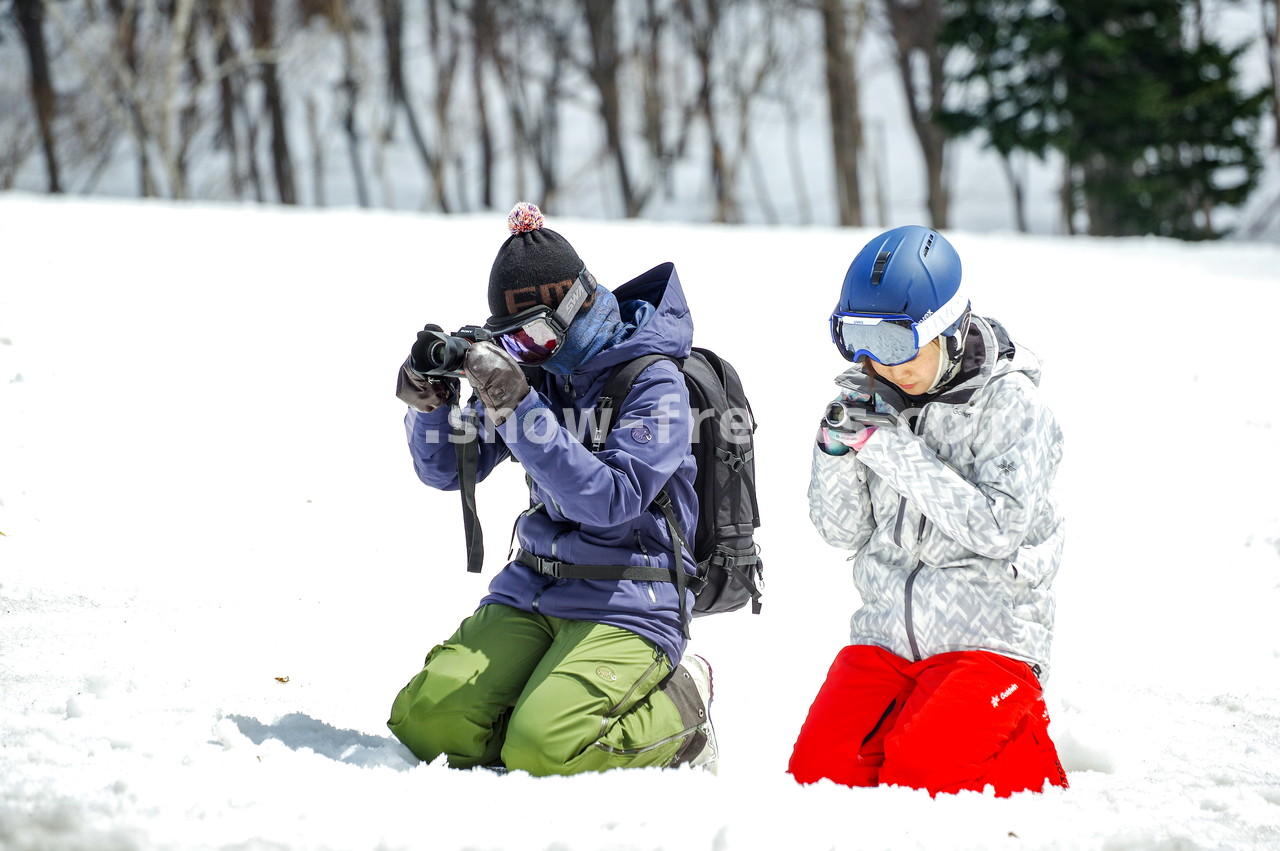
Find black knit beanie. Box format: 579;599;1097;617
487;203;585;319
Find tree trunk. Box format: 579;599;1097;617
471;0;496;209
425;0;458;212
108;0;159;197
160;0;197;200
489;6;569;210
208;1;246;198
332;1;370;207
1060;161;1079;236
1265;0;1280;148
678;0;740;223
306;97;326;206
997;152;1027;233
382;0;442;206
15;0;62;193
883;0;950;228
820;0;863;227
251;0;297;204
583;0;638;216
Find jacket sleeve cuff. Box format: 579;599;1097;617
493;388;552;446
406;404;455;445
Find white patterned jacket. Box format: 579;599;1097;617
808;316;1065;680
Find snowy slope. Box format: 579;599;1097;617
1;193;1278;851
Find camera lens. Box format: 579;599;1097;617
824;401;850;429
425;335;472;373
426;338;450;368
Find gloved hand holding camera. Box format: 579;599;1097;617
816;390;888;456
462;341;529;426
397;324;529;424
396;324;460;413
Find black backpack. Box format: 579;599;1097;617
587;348;763;622
455;348;764;634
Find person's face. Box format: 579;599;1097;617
868;339;941;396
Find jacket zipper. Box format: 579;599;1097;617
634;531;658;603
509;501;544;560
901;405;932;662
903;515;928;662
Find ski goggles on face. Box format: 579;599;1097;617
485;270;593;365
830;312;922;365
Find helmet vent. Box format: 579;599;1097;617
870;250;891;285
922;233;935;257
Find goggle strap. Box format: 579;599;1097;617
552;271;592;328
912;288;969;345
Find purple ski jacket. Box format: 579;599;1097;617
404;262;698;666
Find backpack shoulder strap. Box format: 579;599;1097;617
602;354;677;401
589;354;678;452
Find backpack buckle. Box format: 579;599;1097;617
516;549;563;578
710;546;760;569
716;447;746;473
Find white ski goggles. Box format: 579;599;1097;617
830;290;969;365
830;313;920;365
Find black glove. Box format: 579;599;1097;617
463;341;529;426
396;357;459;412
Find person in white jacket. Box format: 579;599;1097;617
788;226;1069;797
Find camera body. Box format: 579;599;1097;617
412;325;493;377
824;397;897;431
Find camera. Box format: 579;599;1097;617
411;325;492;377
824;398;897;430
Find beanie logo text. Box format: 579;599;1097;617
504;279;576;315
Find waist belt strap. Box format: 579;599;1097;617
514;548;676;584
514;548;707;598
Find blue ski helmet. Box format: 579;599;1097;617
830;226;970;366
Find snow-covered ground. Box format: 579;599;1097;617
2;193;1278;850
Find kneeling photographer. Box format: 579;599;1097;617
387;203;717;776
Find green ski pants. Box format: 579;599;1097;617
388;604;690;775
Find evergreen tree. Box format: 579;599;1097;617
937;0;1059;231
941;0;1268;239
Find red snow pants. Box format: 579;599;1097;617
788;645;1068;797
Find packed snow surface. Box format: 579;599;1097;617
2;194;1279;850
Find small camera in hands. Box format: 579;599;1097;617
824;398;896;431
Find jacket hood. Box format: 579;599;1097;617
581;262;694;373
932;316;1041;405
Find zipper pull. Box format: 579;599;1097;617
634;532;658;603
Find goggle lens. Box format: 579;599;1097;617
496;316;560;365
831;313;920;365
485;269;594;366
